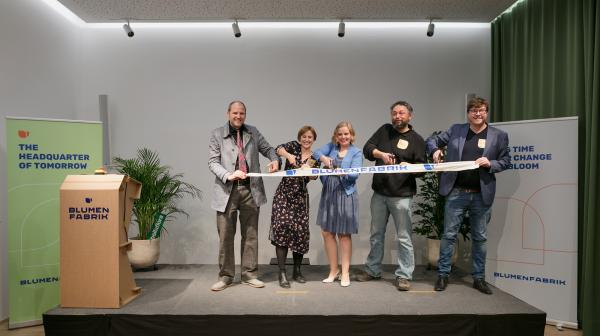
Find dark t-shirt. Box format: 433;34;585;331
455;127;488;190
363;124;426;197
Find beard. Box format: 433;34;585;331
393;120;408;130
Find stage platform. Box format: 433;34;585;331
43;264;545;336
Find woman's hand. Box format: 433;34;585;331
320;155;334;168
286;153;297;167
277;147;297;167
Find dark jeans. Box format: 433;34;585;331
438;189;492;280
216;185;259;282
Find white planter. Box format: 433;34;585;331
426;238;458;269
127;238;160;268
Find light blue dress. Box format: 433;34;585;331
316;155;359;234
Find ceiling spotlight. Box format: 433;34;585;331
232;20;241;38
426;19;435;37
338;20;345;38
123;19;134;38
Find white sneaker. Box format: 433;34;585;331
211;280;232;291
242;278;265;288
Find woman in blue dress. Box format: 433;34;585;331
313;121;362;287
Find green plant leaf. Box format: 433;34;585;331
112;148;202;240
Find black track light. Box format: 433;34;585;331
427;19;435;37
232;20;241;38
338;20;345;38
123;19;134;38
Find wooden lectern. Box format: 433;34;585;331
60;174;142;308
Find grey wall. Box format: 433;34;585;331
75;23;491;268
0;0;83;321
0;2;491;320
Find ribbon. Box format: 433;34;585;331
247;161;478;177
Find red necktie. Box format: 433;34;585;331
237;129;247;173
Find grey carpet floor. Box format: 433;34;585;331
46;265;544;316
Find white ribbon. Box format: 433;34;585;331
247;161;478;177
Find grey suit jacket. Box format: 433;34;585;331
208;122;278;212
426;123;510;206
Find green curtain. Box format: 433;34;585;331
492;0;599;333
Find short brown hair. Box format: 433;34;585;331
297;125;317;141
467;97;488;113
227;100;246;112
331;121;356;145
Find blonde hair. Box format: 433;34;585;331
331;121;355;145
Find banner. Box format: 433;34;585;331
6;117;102;327
247;161;478;177
488;117;578;327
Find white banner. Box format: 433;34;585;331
488;117;578;328
248;161;478;177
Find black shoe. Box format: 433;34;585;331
356;271;381;282
292;265;306;283
473;279;492;295
279;270;290;288
434;275;448;291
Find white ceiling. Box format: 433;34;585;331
57;0;518;23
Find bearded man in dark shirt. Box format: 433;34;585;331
356;101;426;291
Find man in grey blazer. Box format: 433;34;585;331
426;97;510;295
208;101;279;291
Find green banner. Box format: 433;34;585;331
6;117;102;327
147;213;167;240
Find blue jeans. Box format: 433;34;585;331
365;192;414;279
438;189;492;280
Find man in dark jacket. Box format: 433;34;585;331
426;97;510;294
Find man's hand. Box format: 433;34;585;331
227;170;247;181
432;149;444;163
475;157;491;168
374;149;396;165
267;160;279;173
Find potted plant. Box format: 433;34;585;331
413;133;470;269
113;148;201;269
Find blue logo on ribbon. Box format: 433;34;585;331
424;164;434;171
285;170;297;176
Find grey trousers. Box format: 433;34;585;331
216;185;259;282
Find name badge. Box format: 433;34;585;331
397;139;409;150
478;139;486;149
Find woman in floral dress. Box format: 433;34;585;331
270;126;319;288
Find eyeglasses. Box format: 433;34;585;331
468;108;487;114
